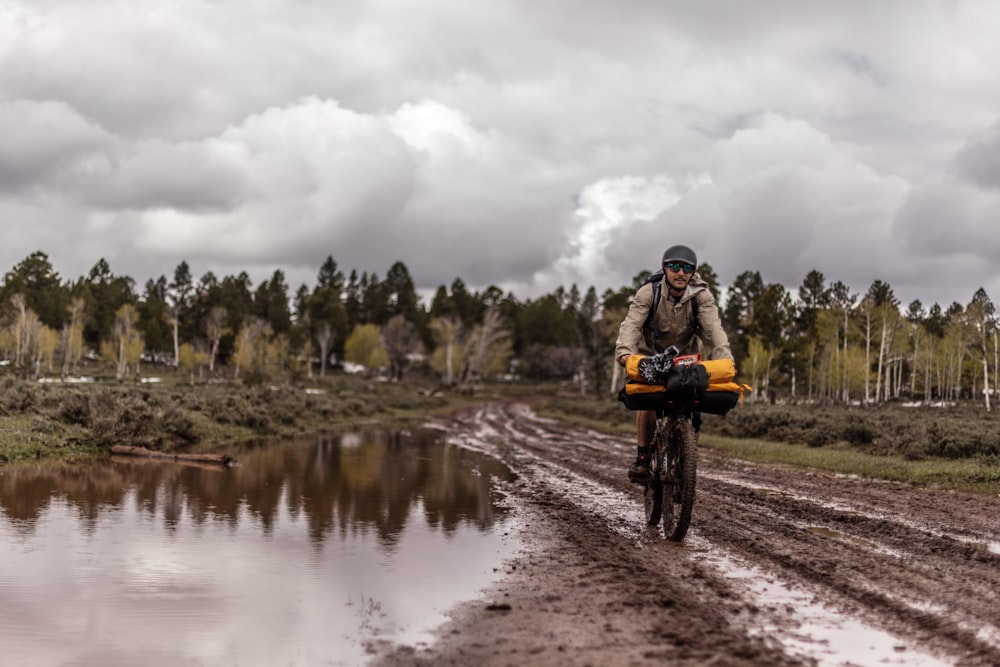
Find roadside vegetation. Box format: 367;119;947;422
3;366;1000;495
537;392;1000;494
3;250;1000;494
0;371;456;463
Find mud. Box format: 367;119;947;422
371;401;1000;666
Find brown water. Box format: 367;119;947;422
0;428;518;666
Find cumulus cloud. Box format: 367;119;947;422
2;0;1000;308
0;99;112;191
129;98;415;261
533;175;684;293
554;113;910;301
86;97;570;291
955;121;1000;189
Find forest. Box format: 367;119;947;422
2;250;998;410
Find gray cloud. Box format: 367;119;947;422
2;0;1000;310
0;100;111;191
956;121;1000;189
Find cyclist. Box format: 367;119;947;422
614;245;733;483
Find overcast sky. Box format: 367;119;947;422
2;0;999;311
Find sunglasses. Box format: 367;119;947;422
665;262;695;275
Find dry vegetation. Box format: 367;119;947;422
0;373;453;463
535;390;1000;490
4;370;1000;494
539;392;1000;460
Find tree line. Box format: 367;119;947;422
2;251;997;409
722;269;998;410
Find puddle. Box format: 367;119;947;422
0;429;519;666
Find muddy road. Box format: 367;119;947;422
373;401;1000;666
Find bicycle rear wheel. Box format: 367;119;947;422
662;419;697;542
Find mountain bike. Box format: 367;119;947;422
643;403;698;542
620;354;744;542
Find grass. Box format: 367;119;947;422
702;434;1000;494
0;414;97;463
533;390;1000;496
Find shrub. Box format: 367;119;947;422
89;392;157;445
60;393;93;426
699;403;1000;461
0;379;37;413
160;406;198;443
842;422;877;447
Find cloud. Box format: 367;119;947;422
3;0;1000;310
83;96;571;292
129;98;415;262
0;99;112;192
84;139;248;211
955;120;1000;189
549;113;910;302
535;175;684;292
891;176;1000;307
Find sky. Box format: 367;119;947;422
2;0;999;311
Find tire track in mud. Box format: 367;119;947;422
383;401;1000;666
694;462;1000;666
407;404;810;667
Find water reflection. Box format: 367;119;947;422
0;428;518;666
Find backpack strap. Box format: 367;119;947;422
642;269;702;340
690;291;701;335
641;270;664;337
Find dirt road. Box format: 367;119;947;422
373;401;1000;666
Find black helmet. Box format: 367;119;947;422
661;245;697;268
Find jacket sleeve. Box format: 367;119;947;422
695;290;734;362
615;283;653;360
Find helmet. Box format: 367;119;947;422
661;245;697;268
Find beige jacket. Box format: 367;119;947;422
615;273;733;362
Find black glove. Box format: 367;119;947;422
637;346;679;384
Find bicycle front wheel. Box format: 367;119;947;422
644;477;663;526
662;420;697;542
644;434;663;526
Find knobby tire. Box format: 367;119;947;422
662;420;697;542
644;482;663;526
644;434;663;526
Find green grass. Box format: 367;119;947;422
0;415;97;463
702;434;1000;494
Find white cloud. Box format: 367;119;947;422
130;98;415;262
2;0;1000;307
530;175;683;293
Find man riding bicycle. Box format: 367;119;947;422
615;245;733;484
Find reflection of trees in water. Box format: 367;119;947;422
0;429;514;546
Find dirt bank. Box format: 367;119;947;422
371;401;1000;666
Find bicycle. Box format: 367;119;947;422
619;353;746;542
642;402;698;542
